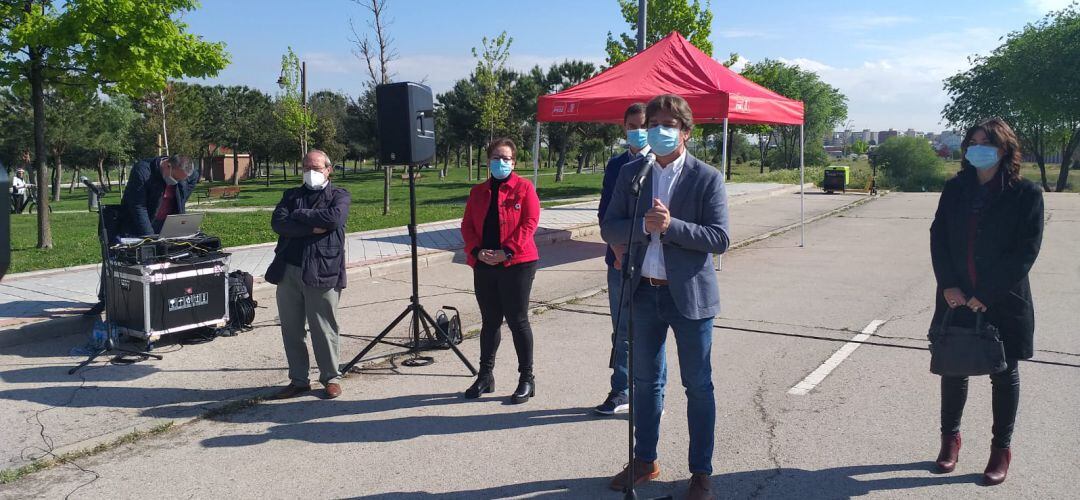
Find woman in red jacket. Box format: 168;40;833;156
460;138;541;404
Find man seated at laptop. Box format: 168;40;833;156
86;155;199;315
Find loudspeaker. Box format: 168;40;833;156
1;165;10;280
376;82;435;165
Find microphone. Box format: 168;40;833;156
629;153;656;197
80;176;104;197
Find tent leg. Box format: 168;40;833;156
721;118;729;178
533;122;541;187
800;123;805;248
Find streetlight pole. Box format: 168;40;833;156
637;0;647;53
301;60;308;154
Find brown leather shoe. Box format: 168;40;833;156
687;473;714;500
608;459;660;491
982;446;1011;485
324;382;342;399
270;384;310;400
935;432;962;473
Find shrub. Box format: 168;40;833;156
876;136;947;191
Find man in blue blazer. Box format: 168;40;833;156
601;94;730;500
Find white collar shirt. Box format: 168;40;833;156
641;150;686;280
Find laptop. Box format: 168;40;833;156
157;213;204;239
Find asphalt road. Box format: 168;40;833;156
1;192;1077;499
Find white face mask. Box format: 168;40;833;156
303;170;328;190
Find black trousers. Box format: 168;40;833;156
940;358;1020;448
473;260;538;377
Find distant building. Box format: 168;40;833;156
878;129;899;143
824;146;845;158
205;144;252;183
938;130;963;151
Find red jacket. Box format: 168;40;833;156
461;173;540;268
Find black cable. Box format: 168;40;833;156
20;365;104;499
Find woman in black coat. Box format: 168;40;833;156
928;117;1044;486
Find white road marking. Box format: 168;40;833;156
788;319;887;396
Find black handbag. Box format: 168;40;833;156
928;309;1008;377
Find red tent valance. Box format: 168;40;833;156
537;32;804;126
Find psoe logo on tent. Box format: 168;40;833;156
733;98;751;113
552;101;579;115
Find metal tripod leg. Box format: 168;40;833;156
339;307;411;374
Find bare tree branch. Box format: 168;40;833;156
348;0;396;86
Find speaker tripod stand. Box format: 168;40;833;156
340;164;477;375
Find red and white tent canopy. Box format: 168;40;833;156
537;32;804;126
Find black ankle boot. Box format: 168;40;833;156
464;372;494;399
510;375;535;404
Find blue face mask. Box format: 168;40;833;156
626;128;648;150
647;126;681;156
489;159;513;180
965;144;1000;170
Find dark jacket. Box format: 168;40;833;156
929;170;1044;359
120;157;199;237
599;150;635;266
265;184;352;289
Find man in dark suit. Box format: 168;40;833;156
86;155;199;315
601;94;730;500
594;102;650;416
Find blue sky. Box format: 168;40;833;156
182;0;1072;132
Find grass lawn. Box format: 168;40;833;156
7;165;607;274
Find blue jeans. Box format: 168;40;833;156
607;265;630;395
632;284;715;475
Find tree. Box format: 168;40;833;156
0;87;32;173
544;60;597;182
350;0;396;213
741;59;847;170
875;136;945;191
437;77;484;180
472;31;514;142
84;95;138;190
309;90;349;167
0;0;228;248
275;48;316;175
44;91;88;200
943;5;1080;192
851;140;869;156
605;0;713;65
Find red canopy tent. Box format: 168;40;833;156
537;32;804;126
534;31;811;245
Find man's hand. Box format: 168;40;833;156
611;244;627;270
966;296;988;313
312;227;328;235
644;198;671;234
943;287;967;309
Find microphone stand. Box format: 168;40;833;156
71;200;162;375
613;160;672;500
